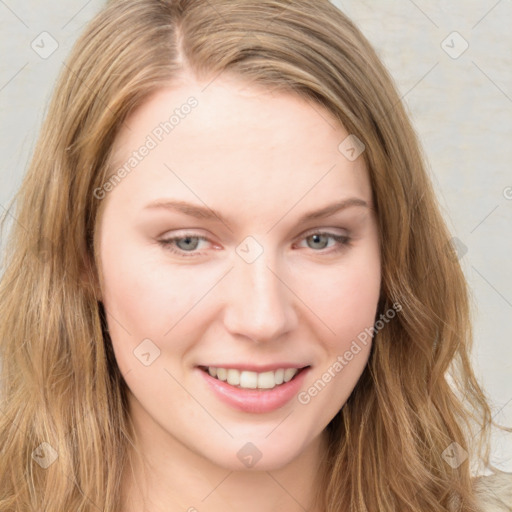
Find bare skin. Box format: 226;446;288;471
96;73;381;511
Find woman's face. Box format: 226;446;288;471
97;74;381;471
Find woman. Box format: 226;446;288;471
0;0;510;510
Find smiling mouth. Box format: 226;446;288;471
198;366;309;390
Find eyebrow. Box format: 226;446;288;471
143;197;370;226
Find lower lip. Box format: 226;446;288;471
197;367;310;414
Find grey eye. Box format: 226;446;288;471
306;234;331;250
176;236;201;251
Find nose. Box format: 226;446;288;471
221;250;297;343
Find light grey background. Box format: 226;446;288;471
0;0;511;472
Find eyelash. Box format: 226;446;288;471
157;231;351;258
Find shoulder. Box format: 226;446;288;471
472;471;512;512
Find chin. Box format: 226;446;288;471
201;432;319;472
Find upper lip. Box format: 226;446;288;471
198;363;310;372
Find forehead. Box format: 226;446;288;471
105;75;371;220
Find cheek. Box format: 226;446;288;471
296;251;380;415
99;234;226;370
334;263;380;341
99;217;188;323
100;249;173;332
299;245;381;350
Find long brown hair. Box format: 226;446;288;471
0;1;505;510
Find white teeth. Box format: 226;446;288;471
216;367;227;381
227;368;240;386
284;368;297;383
239;371;258;389
205;366;301;389
257;371;276;389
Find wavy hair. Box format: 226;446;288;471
0;0;506;510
